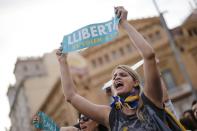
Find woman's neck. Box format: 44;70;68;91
122;106;136;115
119;92;131;100
119;92;138;115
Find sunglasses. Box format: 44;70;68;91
79;116;90;122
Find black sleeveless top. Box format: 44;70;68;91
109;93;182;131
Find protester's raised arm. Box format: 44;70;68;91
56;49;76;100
56;49;110;126
115;6;163;108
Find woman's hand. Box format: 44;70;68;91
114;6;128;24
32;114;40;125
32;114;42;131
56;47;68;65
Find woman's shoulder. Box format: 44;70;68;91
141;93;166;121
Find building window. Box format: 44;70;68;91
84;85;89;90
35;65;39;70
148;33;153;41
112;50;118;59
191;48;197;64
193;53;197;64
193;28;197;36
188;28;197;37
104;54;110;62
155;31;161;40
91;60;97;68
188;29;193;36
98;57;103;65
126;44;132;52
119;47;125;56
162;69;176;90
177;30;183;36
23;66;28;71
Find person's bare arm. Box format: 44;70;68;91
56;49;110;126
115;6;163;108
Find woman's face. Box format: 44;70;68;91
112;68;135;96
79;115;98;131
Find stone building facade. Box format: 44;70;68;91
7;52;60;131
7;57;45;131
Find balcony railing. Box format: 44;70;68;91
169;83;192;101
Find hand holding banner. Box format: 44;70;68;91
62;17;119;53
32;111;60;131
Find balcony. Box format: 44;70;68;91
168;83;192;102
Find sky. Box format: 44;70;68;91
0;0;196;130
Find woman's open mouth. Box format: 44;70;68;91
114;81;124;89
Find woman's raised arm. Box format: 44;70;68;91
115;6;163;108
56;49;110;126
